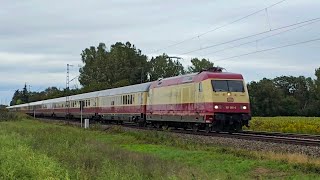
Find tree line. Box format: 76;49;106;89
10;42;212;104
9;41;320;117
248;70;320;116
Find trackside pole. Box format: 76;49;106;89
80;101;84;128
81;107;83;128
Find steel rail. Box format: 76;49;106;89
241;130;320;140
114;123;320;147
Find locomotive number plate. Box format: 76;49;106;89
226;106;237;110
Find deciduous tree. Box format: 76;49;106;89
148;54;185;81
187;58;214;73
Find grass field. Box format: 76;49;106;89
1;117;320;179
248;117;320;134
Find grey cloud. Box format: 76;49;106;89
0;0;319;104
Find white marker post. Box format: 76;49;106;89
84;119;89;129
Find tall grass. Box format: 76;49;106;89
2;118;320;179
0;132;67;179
0;120;205;179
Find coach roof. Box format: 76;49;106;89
7;82;152;108
69;82;152;101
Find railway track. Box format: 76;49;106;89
220;132;320;147
108;123;320;147
241;130;320;140
151;128;320;147
37;118;320;147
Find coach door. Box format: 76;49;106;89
111;97;115;113
195;82;203;113
148;89;153;113
94;97;98;113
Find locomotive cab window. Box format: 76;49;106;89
212;80;244;92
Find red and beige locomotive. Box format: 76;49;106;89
7;68;251;132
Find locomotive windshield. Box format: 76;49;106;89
211;80;244;92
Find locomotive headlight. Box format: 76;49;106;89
242;105;247;110
214;105;219;109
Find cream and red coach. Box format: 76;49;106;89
7;68;251;132
7;83;152;124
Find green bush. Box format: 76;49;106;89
0;110;18;121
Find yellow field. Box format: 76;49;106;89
247;117;320;135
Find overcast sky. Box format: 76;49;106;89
1;0;319;105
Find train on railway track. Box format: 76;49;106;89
7;67;251;132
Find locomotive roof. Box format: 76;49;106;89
7;82;152;108
150;71;243;88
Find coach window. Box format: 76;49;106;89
199;82;203;92
130;95;132;104
126;95;128;104
88;100;91;107
127;95;129;104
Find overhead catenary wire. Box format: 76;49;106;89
213;37;320;62
202;19;320;57
154;0;287;53
179;17;320;55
